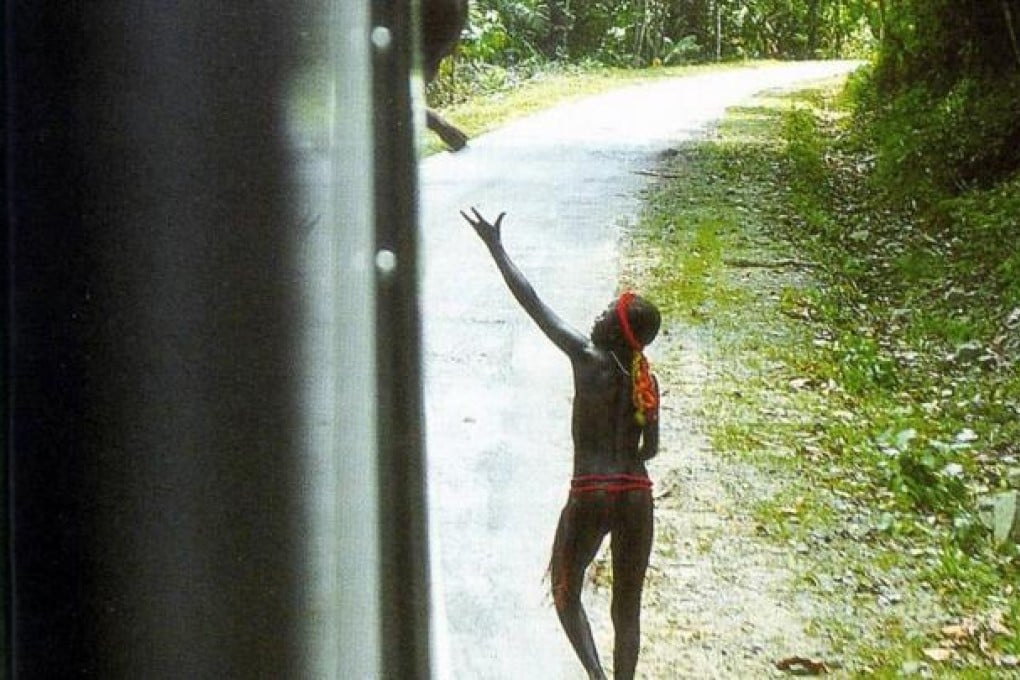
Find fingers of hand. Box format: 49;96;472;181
461;207;485;225
460;207;506;240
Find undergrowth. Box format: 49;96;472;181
636;76;1020;675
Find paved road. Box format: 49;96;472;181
421;61;859;679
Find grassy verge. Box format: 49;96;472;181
630;79;1020;675
423;60;780;155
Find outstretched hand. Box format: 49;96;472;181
460;207;505;249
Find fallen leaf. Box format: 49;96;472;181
990;619;1012;636
954;428;979;443
775;656;829;675
922;648;954;662
940;624;968;641
941;462;964;478
1006;307;1020;328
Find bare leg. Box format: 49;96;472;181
426;108;468;151
550;500;609;680
610;492;653;680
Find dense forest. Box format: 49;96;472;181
456;0;876;65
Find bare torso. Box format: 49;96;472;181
570;347;649;477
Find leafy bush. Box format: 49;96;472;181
661;35;702;65
460;2;547;64
876;428;971;515
939;174;1020;306
857;75;1020;204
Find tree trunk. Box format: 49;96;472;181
876;0;887;43
715;0;722;61
633;0;648;64
1003;0;1020;70
806;0;820;57
546;0;570;59
834;0;843;55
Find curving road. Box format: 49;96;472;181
421;61;859;679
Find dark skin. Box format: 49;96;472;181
461;208;659;680
422;0;469;150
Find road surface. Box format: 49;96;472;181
421;61;859;679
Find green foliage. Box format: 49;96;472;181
460;1;547;64
628;73;1020;669
875;427;971;516
1008;599;1020;655
661;35;703;65
854;1;1020;216
450;0;876;72
725;0;875;59
831;333;897;393
854;71;1020;202
782;108;827;193
776;77;1020;582
940;174;1020;305
776;85;1020;522
460;7;515;63
428;0;882;112
873;0;1020;93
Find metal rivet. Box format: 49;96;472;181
370;26;392;51
375;249;397;277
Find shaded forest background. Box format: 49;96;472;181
456;0;874;66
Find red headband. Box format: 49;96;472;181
614;291;658;425
615;292;642;350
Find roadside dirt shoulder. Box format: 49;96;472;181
585;321;830;679
577;144;840;676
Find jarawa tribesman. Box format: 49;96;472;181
462;208;661;680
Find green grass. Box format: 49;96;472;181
629;76;1020;675
423;61;782;155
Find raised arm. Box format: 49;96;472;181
461;208;588;358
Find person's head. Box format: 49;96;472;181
590;292;661;351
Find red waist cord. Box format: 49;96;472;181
570;473;652;496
